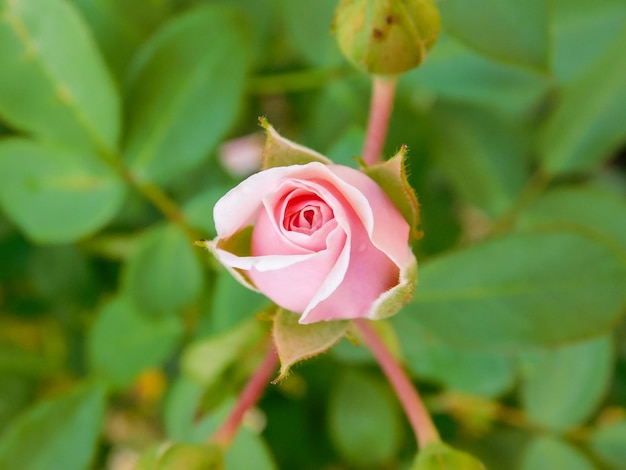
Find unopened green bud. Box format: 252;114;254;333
333;0;441;75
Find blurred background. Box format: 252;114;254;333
0;0;626;468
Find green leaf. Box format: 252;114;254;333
182;318;266;386
184;185;234;239
517;186;626;255
272;309;348;381
279;0;342;67
405;33;548;117
0;0;120;152
520;335;613;432
540;24;626;175
393;314;515;398
432;104;529;217
123;5;251;185
123;224;203;317
260;118;331;169
164;395;277;470
521;436;595;470
0;383;106;470
406;231;626;350
88;295;184;387
200;267;268;337
0;139;125;244
438;0;549;70
156;443;223;470
412;442;486;470
71;0;170;79
328;370;403;467
363;145;421;239
552;0;626;84
590;420;626;469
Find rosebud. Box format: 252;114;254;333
333;0;441;75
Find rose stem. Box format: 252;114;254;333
210;344;279;448
354;319;441;448
362;75;398;166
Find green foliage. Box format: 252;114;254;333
1;0;626;468
0;139;125;243
89;295;184;387
521;436;595;470
329;370;403;467
123;5;251;186
407;232;626;350
0;383;106;470
0;0;120;152
520;336;613;432
438;0;549;70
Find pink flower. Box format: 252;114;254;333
208;162;416;324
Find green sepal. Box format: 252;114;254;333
367;250;418;320
259;117;332;169
363;145;421;241
412;442;486;470
272;309;348;382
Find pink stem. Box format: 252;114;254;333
354;319;440;448
362;76;398;166
210;344;279;447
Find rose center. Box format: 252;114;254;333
282;195;333;235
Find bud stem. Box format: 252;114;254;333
354;319;441;448
362;76;398;166
210;342;278;448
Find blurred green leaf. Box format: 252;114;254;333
520;335;613;432
123;5;251;185
201;267;267;336
328;370;403;467
590;420;626;470
184;185;233;239
432;104;529;216
407;232;626;350
0;376;33;432
521;436;595;470
165;376;205;442
0;382;106;470
123;224;203;317
89;295;184;387
540;24;626;175
393;315;515;398
405;33;548;117
71;0;171;79
553;0;626;84
273;309;348;382
412;442;486;470
279;0;342;66
165;393;277;470
182;318;265;386
439;0;549;70
517;186;626;254
0;0;119;152
0;139;125;244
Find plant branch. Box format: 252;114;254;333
210;343;279;448
354;319;440;448
362;76;398;166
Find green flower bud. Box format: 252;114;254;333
333;0;441;75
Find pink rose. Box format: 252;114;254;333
208;162;416;324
